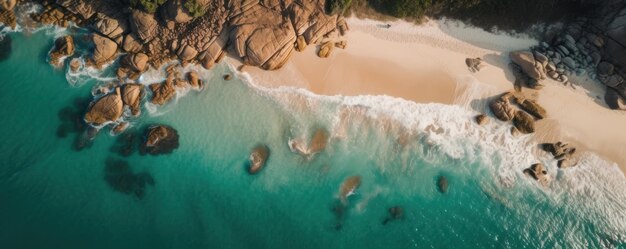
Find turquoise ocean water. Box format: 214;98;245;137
0;16;625;249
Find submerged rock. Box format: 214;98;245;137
248;145;270;174
104;157;155;199
140;125;179;155
437;175;448;193
309;128;330;154
382;206;405;225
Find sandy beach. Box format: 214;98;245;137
241;17;626;172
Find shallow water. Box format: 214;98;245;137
0;26;625;249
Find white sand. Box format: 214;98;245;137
241;17;626;171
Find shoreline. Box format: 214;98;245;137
242;17;626;173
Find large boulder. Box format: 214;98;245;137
91;33;118;66
489;93;515;121
92;13;128;39
130;9;158;42
118;53;149;80
510;51;545;81
513;97;547;120
523;163;550;186
513;110;535;134
122;34;143;53
149;78;176;105
1;0;16;11
121;83;144;116
140;125;179;155
248;145;270;174
56;0;96;19
85;87;124;125
49;35;75;65
161;0;193;23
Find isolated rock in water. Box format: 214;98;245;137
111;121;129;135
475;114;489;125
510;51;545;80
382;206;404;225
437;175;448;193
49;35;75;65
122;34;143;53
104;157;155;199
318;41;333;58
141;125;179;155
121;83;144;116
489;93;515;121
0;35;11;61
605;87;621;110
339;175;361;204
91;33;118;67
309;128;330;154
523;163;550;186
1;0;16;11
248;145;270;174
513;97;547;119
85;87;124;125
187;71;203;89
513;110;535;134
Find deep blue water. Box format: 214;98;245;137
0;27;625;249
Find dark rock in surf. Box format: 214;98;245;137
248;145;270;174
140;125;179;155
523;163;550;186
437;175;448;193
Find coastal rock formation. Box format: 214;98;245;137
149;80;176;105
318;41;333;58
437;175;448;193
117;53;149;80
111;121;129;135
49;35;75;66
69;58;81;72
140;125;179;155
475;114;489;125
90;33;118;67
513;96;547;120
489;93;515;121
121;83;144;116
512;110;535;134
0;0;16;28
523;163;550;186
187;71;203;89
541;142;576;162
248;145;270;174
84;87;124;126
382;206;404;225
1;0;16;11
510;51;546;81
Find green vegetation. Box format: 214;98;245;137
183;0;207;18
326;0;601;31
130;0;167;13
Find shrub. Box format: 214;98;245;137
130;0;167;13
183;0;207;18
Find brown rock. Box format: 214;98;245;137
489;93;515;121
223;74;232;81
92;13;127;39
130;9;158;42
248;145;270;174
187;71;203;89
121;83;144;116
122;34;143;53
523;163;550;186
91;34;118;67
295;35;307;52
513;97;547;120
510;51;545;80
177;45;198;62
111;122;129;135
141;125;179;155
339;175;361;203
0;8;16;29
50;35;75;65
512;110;535;134
335;40;347;49
69;58;81;72
318;41;333;58
1;0;16;11
149;79;176;105
119;53;149;79
309;128;329;154
85;87;124;125
475;114;489;125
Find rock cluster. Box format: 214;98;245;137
49;35;75;66
31;0;348;73
523;163;551;186
488;92;545;135
541;142;577;169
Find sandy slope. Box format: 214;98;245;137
240;17;626;172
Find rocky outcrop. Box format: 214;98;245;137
129;9;158;42
0;6;16;29
187;71;203;89
140;125;180;155
90;33;118;67
513;96;547;120
121;83;144;116
541;142;576;161
309;128;330;154
248;145;270;174
49;35;75;66
318;41;333;58
117;53;149;80
111;121;129;135
84;87;124;125
489;93;515;121
149;80;176;105
512;110;535;134
523;163;550;186
510;51;546;81
69;58;81;72
1;0;16;11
